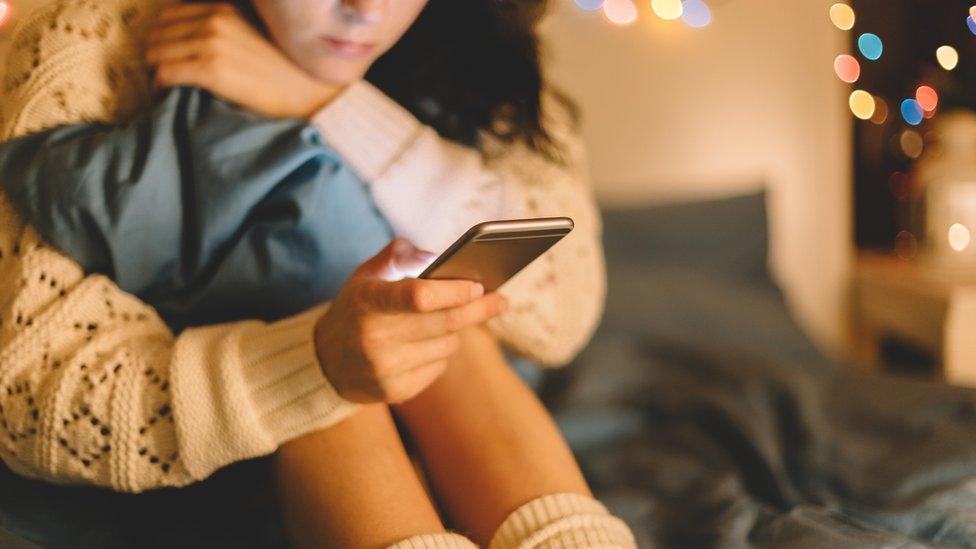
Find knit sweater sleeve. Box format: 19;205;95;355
0;0;358;492
311;82;606;365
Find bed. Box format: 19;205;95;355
3;192;976;548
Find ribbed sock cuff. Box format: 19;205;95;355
387;532;479;548
488;493;637;549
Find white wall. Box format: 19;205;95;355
540;0;853;352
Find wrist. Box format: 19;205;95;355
292;77;342;120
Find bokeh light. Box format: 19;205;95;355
915;85;939;112
681;0;711;28
870;96;889;124
834;55;861;83
895;230;918;260
651;0;683;20
604;0;638;25
899;129;924;159
901;99;924;126
949;223;972;252
968;15;976;36
0;1;9;27
937;45;960;70
857;33;883;60
574;0;605;11
889;172;910;201
849;90;875;120
829;3;855;30
971;6;976;20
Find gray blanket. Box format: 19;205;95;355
554;273;976;548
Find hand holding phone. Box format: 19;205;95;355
419;217;574;292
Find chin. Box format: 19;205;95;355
306;59;370;87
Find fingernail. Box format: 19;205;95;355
470;283;484;301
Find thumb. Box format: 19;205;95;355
354;238;436;281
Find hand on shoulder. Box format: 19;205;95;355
146;3;341;119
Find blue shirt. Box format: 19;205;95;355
0;86;394;329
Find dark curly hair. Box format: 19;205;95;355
210;0;574;160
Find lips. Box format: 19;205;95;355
320;36;376;59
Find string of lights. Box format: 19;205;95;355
573;0;713;28
830;2;970;130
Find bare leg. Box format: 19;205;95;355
272;404;445;549
393;326;590;545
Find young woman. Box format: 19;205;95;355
0;0;635;546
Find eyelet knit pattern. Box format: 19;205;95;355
0;0;168;140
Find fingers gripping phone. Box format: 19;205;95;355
419;217;574;292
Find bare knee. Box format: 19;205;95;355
273;404;444;548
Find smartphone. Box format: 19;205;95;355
418;217;574;292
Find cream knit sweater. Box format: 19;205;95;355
0;0;606;493
0;3;639;547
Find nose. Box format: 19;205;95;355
338;0;385;25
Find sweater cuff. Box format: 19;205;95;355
238;305;360;446
309;80;423;182
488;493;637;549
173;305;359;481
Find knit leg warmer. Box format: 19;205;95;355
488;493;637;549
387;493;636;548
387;532;479;548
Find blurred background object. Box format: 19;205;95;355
542;0;976;380
541;0;852;355
828;0;976;380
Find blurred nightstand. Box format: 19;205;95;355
852;252;976;386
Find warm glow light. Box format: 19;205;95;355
849;90;875;120
681;0;711;28
949;223;972;252
899;130;924;159
829;3;855;30
834;55;860;83
901;99;924;126
971;6;976;20
651;0;683;20
916;85;939;112
0;2;9;27
575;0;605;11
871;96;889;124
937;45;960;70
604;0;638;24
857;33;883;60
